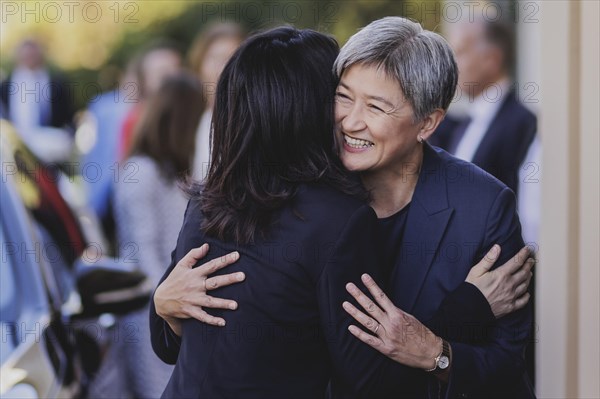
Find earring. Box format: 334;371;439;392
418;135;424;143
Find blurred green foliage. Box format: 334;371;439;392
1;0;441;110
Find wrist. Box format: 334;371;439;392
425;338;451;374
154;290;170;319
423;336;443;371
165;317;182;337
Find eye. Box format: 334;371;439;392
368;104;385;113
335;92;352;102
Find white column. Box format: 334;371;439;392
538;1;600;398
577;1;600;397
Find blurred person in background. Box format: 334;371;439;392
89;73;204;398
79;59;140;252
430;17;540;245
118;41;183;161
1;39;74;134
0;39;75;163
187;22;245;180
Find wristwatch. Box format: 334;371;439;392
427;339;451;374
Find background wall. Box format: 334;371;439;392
537;1;599;397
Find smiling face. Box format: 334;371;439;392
334;63;425;176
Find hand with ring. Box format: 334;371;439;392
154;243;245;336
342;274;442;371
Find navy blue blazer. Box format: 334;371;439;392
150;182;497;398
430;91;537;195
389;144;534;398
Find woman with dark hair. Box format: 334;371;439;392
152;27;377;398
102;73;204;398
149;26;532;398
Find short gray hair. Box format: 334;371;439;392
334;17;458;122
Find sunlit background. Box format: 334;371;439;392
1;0;443;109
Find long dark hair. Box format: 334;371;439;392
129;72;204;181
197;26;366;244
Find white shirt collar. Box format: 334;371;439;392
467;78;511;122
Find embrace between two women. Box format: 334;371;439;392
150;17;535;399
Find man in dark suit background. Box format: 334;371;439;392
431;16;541;248
430;17;540;384
430;18;538;198
0;39;74;135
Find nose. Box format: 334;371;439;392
337;102;367;133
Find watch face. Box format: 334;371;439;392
438;355;450;369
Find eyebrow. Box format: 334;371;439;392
338;82;396;109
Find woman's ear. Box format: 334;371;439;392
419;109;445;141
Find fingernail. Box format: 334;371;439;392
237;272;245;281
362;274;371;282
219;320;226;327
527;245;535;254
231;252;240;260
229;302;237;310
346;283;357;293
492;245;500;256
342;301;350;309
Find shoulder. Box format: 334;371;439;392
48;70;68;84
123;155;160;177
290;183;375;249
426;145;512;202
499;92;537;129
114;155;164;198
294;183;367;222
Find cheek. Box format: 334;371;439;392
334;104;344;122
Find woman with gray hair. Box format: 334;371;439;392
335;16;534;398
151;17;534;398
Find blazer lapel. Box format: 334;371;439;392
471;91;514;167
391;144;453;313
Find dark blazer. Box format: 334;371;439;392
0;72;74;130
389;144;534;398
430;91;537;195
150;182;496;398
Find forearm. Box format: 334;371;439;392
149;248;183;363
149;290;182;364
425;282;495;344
445;304;532;396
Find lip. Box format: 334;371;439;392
342;141;371;153
341;133;374;154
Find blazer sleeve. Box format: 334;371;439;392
317;205;419;398
149;201;192;364
425;282;496;344
445;187;533;398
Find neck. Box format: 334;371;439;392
362;146;424;218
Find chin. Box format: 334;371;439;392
341;158;367;173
